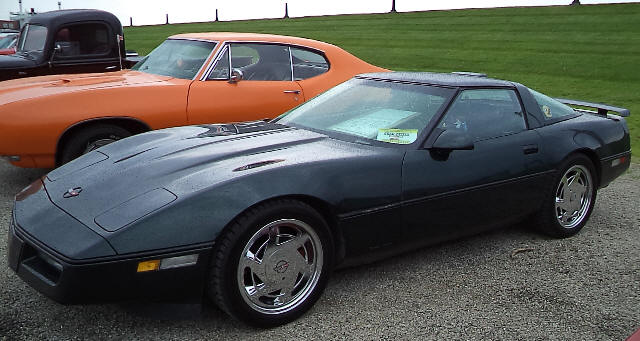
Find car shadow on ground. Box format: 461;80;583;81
113;221;541;323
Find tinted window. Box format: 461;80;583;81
291;47;329;80
53;23;112;58
277;78;454;145
209;43;292;81
440;89;525;141
529;88;576;120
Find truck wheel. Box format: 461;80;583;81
59;124;131;165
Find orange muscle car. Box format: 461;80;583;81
0;32;387;168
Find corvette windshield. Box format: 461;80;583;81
132;39;216;79
277;78;454;145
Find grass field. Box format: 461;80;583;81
124;3;640;156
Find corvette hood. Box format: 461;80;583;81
44;121;335;231
0;70;172;104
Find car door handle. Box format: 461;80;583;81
522;144;539;155
105;66;119;70
283;90;300;94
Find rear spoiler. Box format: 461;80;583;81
556;98;630;117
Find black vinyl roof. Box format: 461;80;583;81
358;72;515;88
27;9;123;34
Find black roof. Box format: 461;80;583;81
358;72;515;88
27;9;122;34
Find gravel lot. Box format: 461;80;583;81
1;160;638;340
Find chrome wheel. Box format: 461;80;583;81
555;164;593;229
237;218;323;314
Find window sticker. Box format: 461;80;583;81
376;129;418;144
542;105;552;118
329;109;417;138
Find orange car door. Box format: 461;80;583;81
187;43;305;125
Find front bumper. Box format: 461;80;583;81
8;218;212;304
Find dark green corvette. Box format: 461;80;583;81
8;72;630;327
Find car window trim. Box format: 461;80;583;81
290;46;331;81
288;45;294;81
200;40;328;81
420;85;527;148
452;87;528;142
203;43;230;80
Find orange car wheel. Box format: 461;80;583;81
59;124;131;165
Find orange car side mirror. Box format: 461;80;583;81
229;68;244;83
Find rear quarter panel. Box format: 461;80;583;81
535;113;630;187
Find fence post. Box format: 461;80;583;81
129;17;133;26
391;0;397;13
215;9;219;22
165;13;169;24
284;3;289;19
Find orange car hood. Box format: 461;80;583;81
0;71;174;105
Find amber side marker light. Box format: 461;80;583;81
137;260;160;272
136;254;198;273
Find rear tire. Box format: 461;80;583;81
59;124;131;165
533;154;597;238
207;199;333;328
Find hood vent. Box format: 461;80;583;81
233;159;285;172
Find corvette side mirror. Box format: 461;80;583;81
229;68;244;83
430;129;474;151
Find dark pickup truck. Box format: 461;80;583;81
0;9;139;81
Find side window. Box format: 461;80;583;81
208;46;229;79
291;47;329;80
440;89;525;141
208;43;292;81
53;23;112;59
528;88;576;120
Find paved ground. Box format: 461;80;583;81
0;161;638;340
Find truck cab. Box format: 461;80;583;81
0;9;136;81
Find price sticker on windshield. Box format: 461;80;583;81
376;129;418;144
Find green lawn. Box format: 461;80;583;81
124;3;640;157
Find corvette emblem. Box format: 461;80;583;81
63;187;82;198
274;260;290;273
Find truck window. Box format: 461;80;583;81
53;23;112;58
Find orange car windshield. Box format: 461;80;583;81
132;39;216;80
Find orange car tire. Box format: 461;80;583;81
59;123;132;165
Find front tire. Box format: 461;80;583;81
534;154;597;238
208;199;333;327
